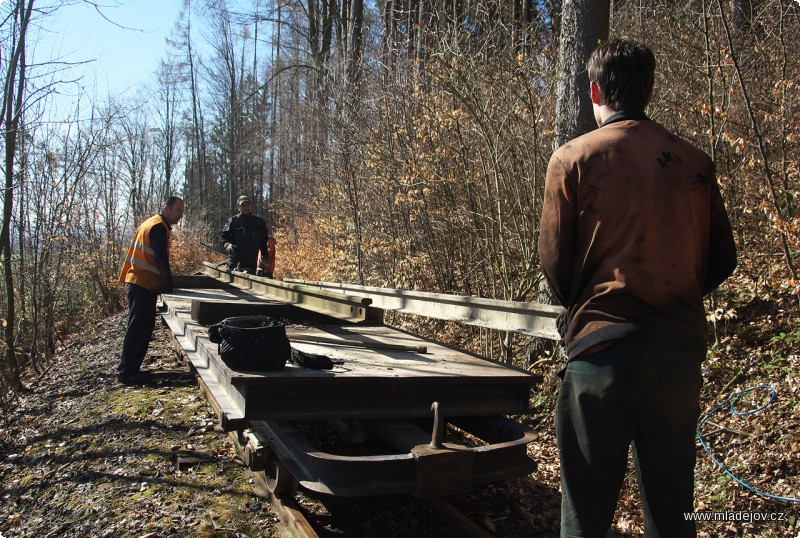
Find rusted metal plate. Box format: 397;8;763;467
412;443;475;498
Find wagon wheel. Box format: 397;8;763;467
265;453;298;496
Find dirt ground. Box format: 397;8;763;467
1;309;798;537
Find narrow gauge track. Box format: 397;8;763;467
227;425;494;538
162;264;559;537
173;341;500;538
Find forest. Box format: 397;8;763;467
1;0;798;408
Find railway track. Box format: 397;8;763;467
162;264;559;537
170;343;505;537
225;425;495;537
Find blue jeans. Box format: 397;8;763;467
556;339;703;538
117;283;158;375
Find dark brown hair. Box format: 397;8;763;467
164;196;184;209
588;38;655;112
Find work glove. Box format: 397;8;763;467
224;242;237;254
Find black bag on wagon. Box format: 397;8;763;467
207;316;291;371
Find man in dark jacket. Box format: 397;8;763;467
220;195;269;273
538;39;737;537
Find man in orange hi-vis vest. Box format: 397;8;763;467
117;196;185;385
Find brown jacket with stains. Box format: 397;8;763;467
538;116;737;359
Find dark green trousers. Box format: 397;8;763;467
556;339;703;538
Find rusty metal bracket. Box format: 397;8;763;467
411;402;476;498
412;443;475;498
243;429;269;471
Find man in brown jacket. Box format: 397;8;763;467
538;39;737;537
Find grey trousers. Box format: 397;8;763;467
556;339;703;538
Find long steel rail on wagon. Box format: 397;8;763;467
283;277;563;340
199;260;562;339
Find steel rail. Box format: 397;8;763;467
202;262;381;324
228;430;318;538
284;278;563;340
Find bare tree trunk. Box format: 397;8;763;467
268;1;281;221
0;0;35;393
348;0;364;84
553;0;610;148
731;0;755;36
157;61;180;197
715;0;797;280
187;11;207;210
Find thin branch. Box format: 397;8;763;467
714;0;798;280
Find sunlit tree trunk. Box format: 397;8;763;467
553;0;610;148
1;0;35;392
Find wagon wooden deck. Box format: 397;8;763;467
160;285;536;427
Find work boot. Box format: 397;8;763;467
117;370;152;386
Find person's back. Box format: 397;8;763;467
538;38;736;538
544;118;731;358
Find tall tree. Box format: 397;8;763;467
553;0;610;148
156;60;183;198
0;0;35;392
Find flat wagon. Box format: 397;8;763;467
161;263;551;499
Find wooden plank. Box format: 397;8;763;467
190;298;353;326
289;333;428;353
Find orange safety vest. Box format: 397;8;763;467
265;236;276;273
118;215;170;292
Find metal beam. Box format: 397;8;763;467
159;298;246;431
284;278;563;340
202;262;381;324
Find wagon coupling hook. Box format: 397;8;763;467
430;401;445;449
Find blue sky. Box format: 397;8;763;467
35;0;186;107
